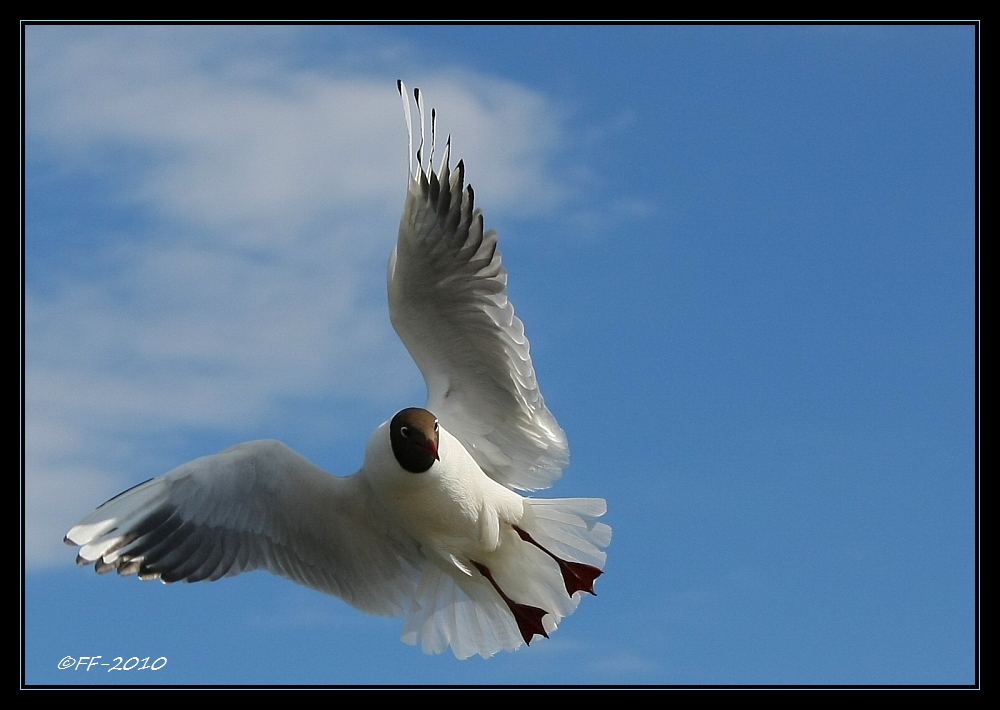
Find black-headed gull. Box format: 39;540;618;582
64;83;611;660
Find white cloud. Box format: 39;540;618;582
24;26;570;567
587;651;660;676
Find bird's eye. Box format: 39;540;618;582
434;421;439;432
400;426;410;437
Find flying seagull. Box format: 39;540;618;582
64;82;611;660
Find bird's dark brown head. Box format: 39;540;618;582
389;408;440;473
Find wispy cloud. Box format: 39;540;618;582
24;26;570;566
587;651;660;677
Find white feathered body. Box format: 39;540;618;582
360;421;608;657
364;422;524;568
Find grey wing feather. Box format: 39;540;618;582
65;440;422;616
388;142;568;491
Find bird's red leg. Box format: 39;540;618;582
514;526;602;596
471;561;548;645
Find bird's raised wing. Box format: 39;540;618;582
64;440;422;617
388;86;568;491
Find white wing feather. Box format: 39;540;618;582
389;139;568;491
65;440;423;617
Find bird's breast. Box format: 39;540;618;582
365;423;524;561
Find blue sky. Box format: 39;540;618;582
23;24;976;685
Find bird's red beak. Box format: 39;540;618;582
423;440;440;461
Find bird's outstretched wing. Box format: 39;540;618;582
388;85;568;491
64;440;608;659
64;440;423;617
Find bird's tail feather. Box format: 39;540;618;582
401;497;610;659
525;497;611;569
402;563;523;659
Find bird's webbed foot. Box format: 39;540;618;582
472;561;549;645
514;525;602;596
